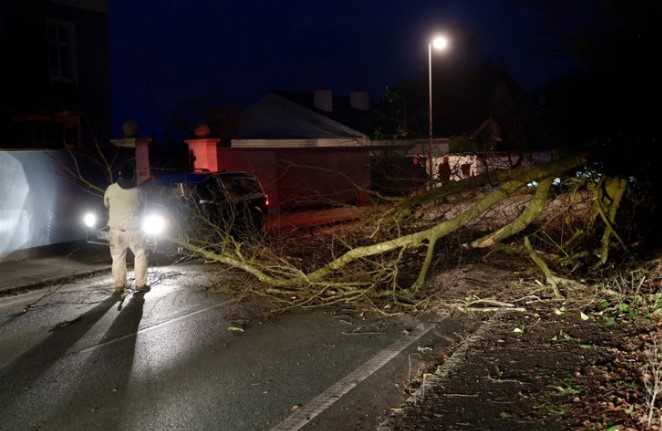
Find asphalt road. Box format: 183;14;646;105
0;256;483;431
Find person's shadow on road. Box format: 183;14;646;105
0;294;118;378
0;293;119;428
46;291;146;429
0;292;147;430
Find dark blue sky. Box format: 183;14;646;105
108;0;585;138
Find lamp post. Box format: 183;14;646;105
428;35;449;188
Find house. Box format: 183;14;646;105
182;89;449;211
224;89;376;211
0;0;112;259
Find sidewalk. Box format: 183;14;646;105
0;242;112;296
0;207;366;296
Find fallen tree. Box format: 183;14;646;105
58;139;649;313
164;150;650;312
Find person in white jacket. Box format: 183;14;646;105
104;163;149;294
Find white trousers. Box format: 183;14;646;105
108;229;148;288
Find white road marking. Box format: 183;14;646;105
269;321;437;431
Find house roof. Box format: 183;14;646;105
235;90;377;140
273;90;378;135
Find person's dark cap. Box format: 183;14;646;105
118;164;135;180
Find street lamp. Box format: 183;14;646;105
428;35;449;188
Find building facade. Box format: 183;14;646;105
0;0;111;150
0;0;112;259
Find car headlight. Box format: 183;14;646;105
83;212;97;228
143;213;167;236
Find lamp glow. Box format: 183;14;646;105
432;36;448;50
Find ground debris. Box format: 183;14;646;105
48;314;82;332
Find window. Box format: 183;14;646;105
47;20;77;82
10;112;81;149
222;178;262;196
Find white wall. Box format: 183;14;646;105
0;150;101;260
437;151;552;183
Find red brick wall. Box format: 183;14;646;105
217;148;370;211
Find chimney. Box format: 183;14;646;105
350;90;370;111
314;89;332;112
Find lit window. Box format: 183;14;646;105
47;20;77;82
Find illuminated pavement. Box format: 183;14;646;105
0;272;480;431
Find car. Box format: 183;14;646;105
82;170;269;254
151;170;269;235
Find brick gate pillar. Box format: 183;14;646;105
184;138;220;172
110;121;152;185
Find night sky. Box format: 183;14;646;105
107;0;589;139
